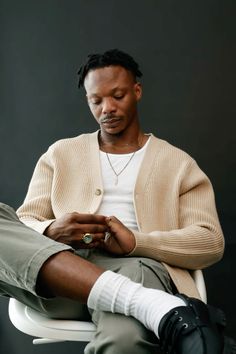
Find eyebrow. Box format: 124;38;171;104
87;86;127;98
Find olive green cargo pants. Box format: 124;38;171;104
0;203;173;354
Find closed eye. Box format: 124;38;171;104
90;99;101;105
114;95;124;100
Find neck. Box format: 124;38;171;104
99;130;147;154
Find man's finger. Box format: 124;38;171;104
75;213;107;224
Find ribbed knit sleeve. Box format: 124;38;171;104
16;133;103;234
130;156;224;270
17;148;56;234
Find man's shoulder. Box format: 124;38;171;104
150;135;194;163
47;131;98;153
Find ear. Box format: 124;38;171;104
134;82;142;101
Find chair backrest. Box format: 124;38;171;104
8;269;206;345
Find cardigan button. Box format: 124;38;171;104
95;188;102;196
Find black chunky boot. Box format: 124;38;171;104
158;294;226;354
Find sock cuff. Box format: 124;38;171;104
87;270;115;310
124;282;141;316
87;270;141;315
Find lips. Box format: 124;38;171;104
101;117;121;125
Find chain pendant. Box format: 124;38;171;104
106;151;136;187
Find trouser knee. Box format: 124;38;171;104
88;253;173;293
36;297;90;320
85;311;159;354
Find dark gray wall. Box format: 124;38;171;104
1;0;235;352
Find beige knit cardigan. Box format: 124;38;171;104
17;131;224;298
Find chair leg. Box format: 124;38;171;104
33;338;66;345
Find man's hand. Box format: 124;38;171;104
44;212;107;249
102;216;136;255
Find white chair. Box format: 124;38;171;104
8;269;207;345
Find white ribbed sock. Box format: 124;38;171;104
87;270;186;338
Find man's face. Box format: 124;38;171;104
84;65;142;135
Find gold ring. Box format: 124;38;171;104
82;233;93;244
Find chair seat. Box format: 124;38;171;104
9;298;96;343
8;269;206;345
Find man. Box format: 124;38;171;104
0;49;228;353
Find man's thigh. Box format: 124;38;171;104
83;253;170;354
38;253;173;320
86;251;173;293
85;311;160;354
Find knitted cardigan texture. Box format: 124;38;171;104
17;131;224;298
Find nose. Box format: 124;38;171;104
102;98;116;115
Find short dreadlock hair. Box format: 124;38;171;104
77;49;143;88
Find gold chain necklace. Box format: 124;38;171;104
106;151;136;186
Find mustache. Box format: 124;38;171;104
100;115;120;124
